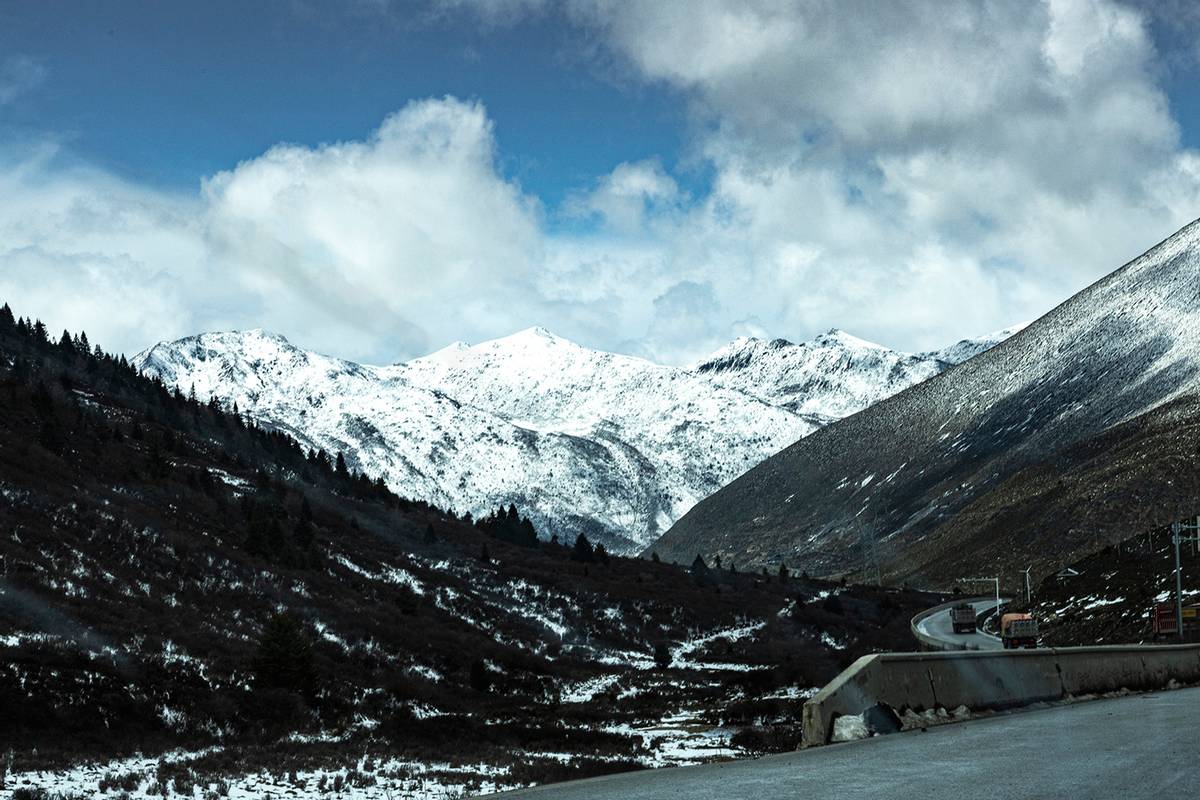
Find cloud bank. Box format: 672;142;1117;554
2;1;1200;364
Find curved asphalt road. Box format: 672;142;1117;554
915;597;1005;650
493;687;1200;799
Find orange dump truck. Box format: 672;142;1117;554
1001;612;1039;649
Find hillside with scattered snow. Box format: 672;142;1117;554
135;325;1012;552
656;218;1200;581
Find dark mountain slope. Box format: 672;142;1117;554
0;305;940;792
652;219;1200;584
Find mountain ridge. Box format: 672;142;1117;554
651;218;1200;582
136;323;1016;553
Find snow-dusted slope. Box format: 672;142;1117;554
136;329;811;552
135;325;1013;553
691;326;1021;422
655;219;1200;578
925;323;1029;366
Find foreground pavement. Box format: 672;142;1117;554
495;687;1199;799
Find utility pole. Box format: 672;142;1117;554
1170;519;1200;638
860;528;882;587
1022;566;1033;605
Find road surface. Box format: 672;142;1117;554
494;687;1199;799
915;597;1004;650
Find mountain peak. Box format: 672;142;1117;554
814;328;889;351
506;325;569;343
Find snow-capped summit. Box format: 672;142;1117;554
135;322;1017;553
692;325;1009;421
925;322;1030;365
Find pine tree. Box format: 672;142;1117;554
252;612;316;698
519;516;537;547
571;533;595;563
293;518;314;549
594;542;609;564
650;551;660;563
654;641;671;671
335;452;349;478
469;659;489;692
0;303;14;330
778;563;790;582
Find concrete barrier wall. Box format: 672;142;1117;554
801;644;1200;747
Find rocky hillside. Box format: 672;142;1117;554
653;219;1200;584
136;326;1011;554
0;305;942;796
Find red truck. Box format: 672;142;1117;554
1151;602;1200;640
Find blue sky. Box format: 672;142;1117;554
0;2;700;212
2;1;1200;365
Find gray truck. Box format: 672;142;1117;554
950;602;977;634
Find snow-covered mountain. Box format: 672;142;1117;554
134;324;1014;553
692;326;1028;422
655;218;1200;581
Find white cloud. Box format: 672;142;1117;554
0;98;559;363
565;159;681;233
3;1;1200;366
200;96;549;360
548;0;1200;354
0;55;46;105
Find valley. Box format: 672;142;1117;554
0;309;940;797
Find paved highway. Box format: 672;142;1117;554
915;597;1005;650
495;687;1200;799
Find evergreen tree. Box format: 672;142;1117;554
424;523;436;544
294;520;316;551
594;542;609;564
0;303;14;330
778;563;790;582
654;641;671;671
571;533;595;563
252;612;316;699
650;551;660;563
335;451;349;478
519;516;537;547
469;658;489;692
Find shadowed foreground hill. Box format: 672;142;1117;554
0;305;940;795
652;218;1200;586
